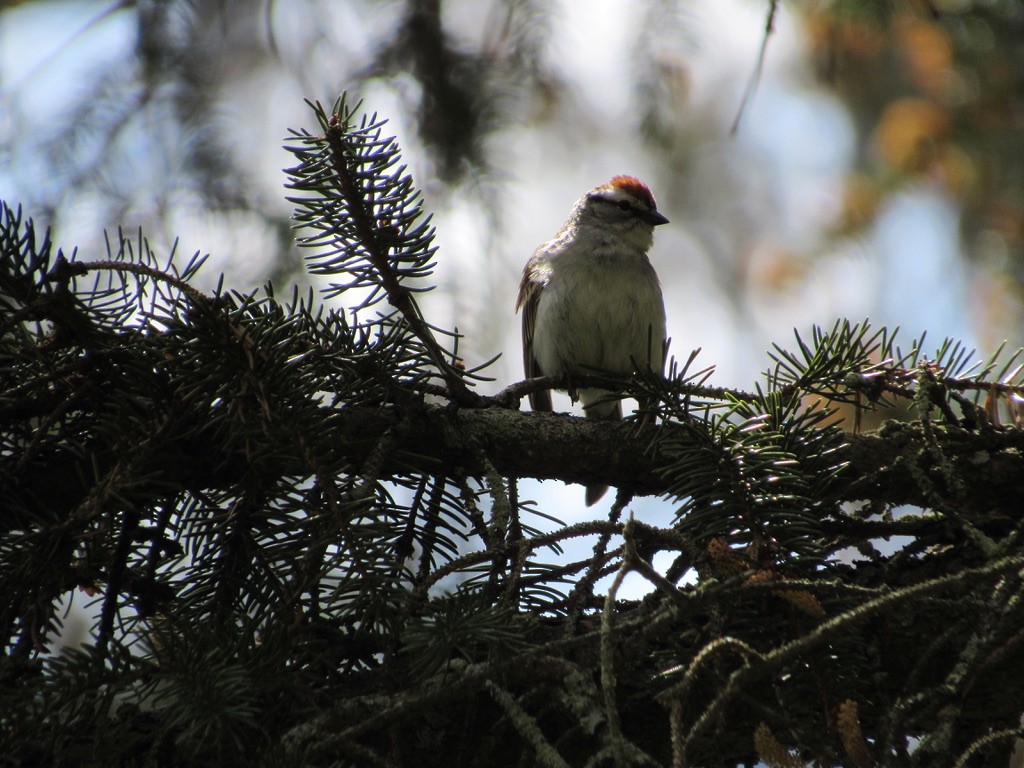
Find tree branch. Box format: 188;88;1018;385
323;113;479;407
12;402;1024;524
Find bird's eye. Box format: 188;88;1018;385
618;200;632;212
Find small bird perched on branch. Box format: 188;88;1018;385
516;175;669;505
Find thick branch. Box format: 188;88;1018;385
12;404;1024;521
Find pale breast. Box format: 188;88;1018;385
531;254;665;377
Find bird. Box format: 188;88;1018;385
516;175;669;505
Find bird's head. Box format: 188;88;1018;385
573;175;669;250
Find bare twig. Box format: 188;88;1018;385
731;0;778;136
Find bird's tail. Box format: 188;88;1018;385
583;394;622;506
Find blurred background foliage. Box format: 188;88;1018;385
810;0;1024;325
2;0;1022;377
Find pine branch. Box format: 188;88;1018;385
284;96;480;406
321;109;478;406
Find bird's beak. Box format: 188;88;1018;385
642;210;670;226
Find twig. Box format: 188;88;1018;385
485;681;572;768
78;259;210;306
731;0;778;136
414;519;624;596
601;557;630;768
952;726;1024;768
492;372;762;410
564;490;630;636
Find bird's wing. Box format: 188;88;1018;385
517;276;552;413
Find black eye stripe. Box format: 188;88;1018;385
588;194;643;214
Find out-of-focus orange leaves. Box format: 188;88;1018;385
896;17;953;97
804;8;993;206
836;172;882;234
989;201;1024;245
973;269;1024;351
797;1;1024;347
746;245;808;293
803;13;885;60
933;142;978;198
868;97;978;197
871;97;950;172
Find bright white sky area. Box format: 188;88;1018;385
0;0;984;604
